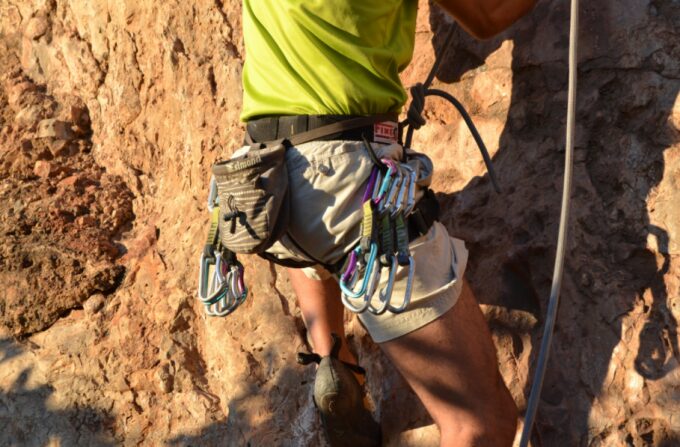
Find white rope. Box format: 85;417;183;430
519;0;578;444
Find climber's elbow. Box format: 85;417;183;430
466;17;505;40
435;0;538;40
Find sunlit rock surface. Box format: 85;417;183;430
1;0;679;445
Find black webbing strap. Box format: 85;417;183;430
406;188;440;240
246;113;398;147
296;333;367;375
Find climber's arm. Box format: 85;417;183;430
435;0;537;39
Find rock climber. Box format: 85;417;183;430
239;0;537;445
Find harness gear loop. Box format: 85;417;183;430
361;135;388;172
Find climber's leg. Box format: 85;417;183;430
379;280;518;447
287;267;356;365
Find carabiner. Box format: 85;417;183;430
201;252;230;305
199;252;223;303
387;255;415;314
340;243;378;299
205;267;241;316
229;262;248;304
391;166;410;218
402;165;417;216
340;250;359;284
374;159;397;204
340;244;379;313
339;247;365;298
364;253;383;301
368;255;398;315
371;169;383;201
205;290;235;316
379;164;403;214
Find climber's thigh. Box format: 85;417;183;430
378;280;516;443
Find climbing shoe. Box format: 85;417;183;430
297;334;382;447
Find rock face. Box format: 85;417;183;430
0;1;678;446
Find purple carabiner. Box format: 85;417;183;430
362;167;379;202
341;250;359;283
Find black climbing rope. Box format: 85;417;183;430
402;27;501;193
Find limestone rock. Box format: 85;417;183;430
1;0;679;446
36;118;75;140
23;16;48;40
32;160;52;178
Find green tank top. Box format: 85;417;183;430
241;0;417;121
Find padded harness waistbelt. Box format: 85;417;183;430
246;114;400;145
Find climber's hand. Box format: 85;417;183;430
435;0;537;39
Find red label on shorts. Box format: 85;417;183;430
373;121;398;144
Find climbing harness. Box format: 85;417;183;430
197;176;248;317
198;23;503;317
519;0;578;443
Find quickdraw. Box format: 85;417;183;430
339;150;417;315
197;176;248;317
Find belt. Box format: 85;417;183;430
246;114;400;144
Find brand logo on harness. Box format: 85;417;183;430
374;121;398;144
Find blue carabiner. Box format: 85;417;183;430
339;244;376;299
374;159;396;203
340;244;379;313
339;247;364;297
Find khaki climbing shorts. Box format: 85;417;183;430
260;139;469;343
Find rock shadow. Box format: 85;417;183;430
165;351;324;446
0;338;116;446
429;1;679;446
